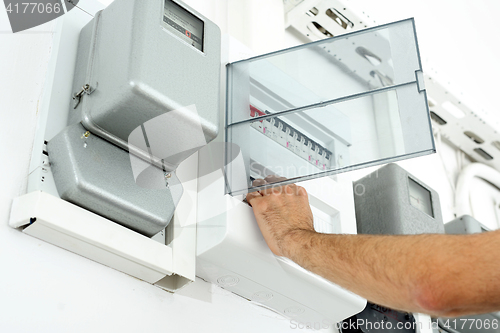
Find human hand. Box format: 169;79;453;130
246;175;315;257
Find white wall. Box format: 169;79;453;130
1;1;500;332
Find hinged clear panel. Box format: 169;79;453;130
225;19;435;195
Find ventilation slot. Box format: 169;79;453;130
430;111;447;125
492;141;500;152
326;8;353;29
311;22;333;37
308;7;319;16
464;131;484;144
474;148;493;161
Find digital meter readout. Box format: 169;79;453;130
163;0;204;51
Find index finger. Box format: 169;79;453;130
246;189;262;206
264;175;287;184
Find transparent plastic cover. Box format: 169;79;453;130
225;19;435;195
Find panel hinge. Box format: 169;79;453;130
415;70;425;93
73;83;97;109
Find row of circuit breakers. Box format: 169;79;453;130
250;106;334;170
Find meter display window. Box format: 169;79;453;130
162;0;204;51
408;177;434;218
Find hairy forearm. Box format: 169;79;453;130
246;180;500;317
282;230;500;317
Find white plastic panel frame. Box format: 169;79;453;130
424;75;500;169
10;1;196;292
198;21;433;330
10;191;173;285
197;145;365;324
197;34;365;321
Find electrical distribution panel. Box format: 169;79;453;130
224;19;434;195
197;19;436;326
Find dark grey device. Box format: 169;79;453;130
353;163;444;235
49;0;221;236
48;124;183;237
341;302;416;333
445;215;490;234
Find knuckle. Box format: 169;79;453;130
272;186;284;195
252;179;266;186
297;186;308;196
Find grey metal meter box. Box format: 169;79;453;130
47;0;221;237
445;215;490;234
69;0;221;171
48;123;183;237
224;19;435;195
353;163;444;235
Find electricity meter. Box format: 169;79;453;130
224;19;434;195
48;0;221;236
